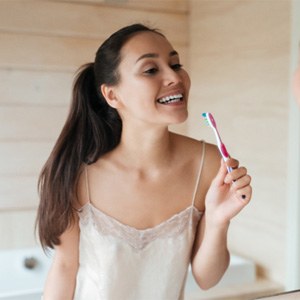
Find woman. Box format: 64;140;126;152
37;23;252;300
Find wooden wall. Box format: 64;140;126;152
0;0;295;289
188;0;291;285
0;0;188;247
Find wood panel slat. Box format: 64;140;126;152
0;32;100;71
0;176;39;210
0;1;187;45
0;141;54;176
0;69;73;105
0;211;38;249
0;106;69;140
60;0;188;13
0;32;187;71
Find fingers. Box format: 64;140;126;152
213;158;241;186
231;173;251;188
224;158;252;202
224;166;248;184
213;158;252;201
225;157;239;170
212;159;229;186
226;164;252;202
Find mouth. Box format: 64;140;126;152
157;93;183;104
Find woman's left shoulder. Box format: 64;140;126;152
171;132;219;158
171;132;201;149
172;133;221;179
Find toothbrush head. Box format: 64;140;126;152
202;112;217;129
202;114;238;178
201;112;231;161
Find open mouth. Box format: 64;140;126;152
157;94;183;104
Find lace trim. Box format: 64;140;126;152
78;203;203;250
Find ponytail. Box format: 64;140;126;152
36;63;121;249
36;23;160;249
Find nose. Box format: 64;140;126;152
163;67;182;86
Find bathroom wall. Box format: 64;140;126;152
0;0;296;289
188;0;291;285
0;0;189;247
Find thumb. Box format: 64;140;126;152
212;159;228;186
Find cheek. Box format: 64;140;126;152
183;72;191;92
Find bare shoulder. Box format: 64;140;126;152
197;142;221;208
202;142;221;180
170;132;220;162
170;132;204;155
171;132;221;185
171;133;222;208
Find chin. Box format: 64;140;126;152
170;111;188;124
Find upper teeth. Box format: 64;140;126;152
158;94;183;104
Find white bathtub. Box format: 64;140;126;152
0;247;52;300
0;247;255;299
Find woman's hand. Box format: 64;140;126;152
204;158;252;227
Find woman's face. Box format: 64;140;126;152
105;31;191;127
293;63;300;107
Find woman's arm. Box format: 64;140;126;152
43;216;80;300
191;213;230;290
191;147;252;290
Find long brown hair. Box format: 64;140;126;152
36;23;164;249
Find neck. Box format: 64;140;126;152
115;125;174;170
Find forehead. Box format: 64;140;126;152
120;31;175;62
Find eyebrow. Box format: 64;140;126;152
136;50;178;63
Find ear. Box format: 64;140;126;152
100;84;120;109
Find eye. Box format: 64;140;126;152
171;63;183;71
144;67;158;75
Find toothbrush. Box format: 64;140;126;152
202;112;233;173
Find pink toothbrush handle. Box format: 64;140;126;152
220;143;229;159
220;143;232;172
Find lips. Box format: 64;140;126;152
157;93;183;104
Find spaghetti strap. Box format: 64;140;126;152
85;165;91;204
191;141;206;207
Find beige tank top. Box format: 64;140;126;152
74;142;206;300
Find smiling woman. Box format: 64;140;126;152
100;30;190;126
35;23;252;300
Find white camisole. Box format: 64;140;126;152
73;142;206;300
